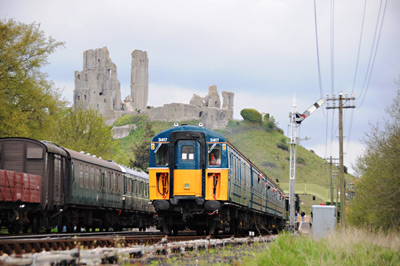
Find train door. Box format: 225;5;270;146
173;140;202;197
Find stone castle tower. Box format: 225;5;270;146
73;47;235;129
131;50;149;111
73;47;122;122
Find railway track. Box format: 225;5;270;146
0;231;276;265
0;230;192;255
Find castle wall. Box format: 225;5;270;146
143;103;230;129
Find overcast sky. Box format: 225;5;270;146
1;0;399;175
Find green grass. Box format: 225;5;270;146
249;228;400;266
120;228;400;265
218;120;341;188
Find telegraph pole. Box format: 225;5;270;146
326;92;355;227
288;97;324;232
323;156;339;205
329;156;333;205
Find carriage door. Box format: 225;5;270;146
173;140;202;197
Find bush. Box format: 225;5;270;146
240;108;262;123
277;142;289;151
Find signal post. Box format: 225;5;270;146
288;97;324;232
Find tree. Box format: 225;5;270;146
51;108;117;159
263;113;277;132
130;118;154;172
0;19;66;139
240;108;262;123
348;77;400;230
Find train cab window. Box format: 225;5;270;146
155;144;169;166
181;145;194;161
208;144;221;166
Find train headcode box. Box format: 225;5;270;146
312;205;336;239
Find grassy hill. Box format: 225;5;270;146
218;120;332;188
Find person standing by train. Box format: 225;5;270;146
301;210;305;222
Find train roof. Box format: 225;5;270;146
0;137;68;157
152;125;226;143
117;164;149;180
65;148;121;171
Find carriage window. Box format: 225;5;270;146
96;169;101;189
79;164;84;186
85;165;89;188
155;144;169;166
181;145;194;161
90;166;94;188
139;182;144;196
27;147;43;159
208;144;221;166
111;172;115;192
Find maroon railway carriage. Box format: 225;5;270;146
0;138;68;233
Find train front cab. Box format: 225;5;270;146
149;127;229;234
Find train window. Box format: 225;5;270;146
127;179;131;193
90;166;94;188
27;147;43;159
107;172;111;191
155;144;169;166
208;144;221;166
116;174;119;191
85;165;89;188
79;164;84;186
111;172;115;192
96;169;101;189
181;145;194;161
139;182;144;196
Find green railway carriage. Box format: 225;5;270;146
149;125;286;235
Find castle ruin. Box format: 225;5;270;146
73;47;234;130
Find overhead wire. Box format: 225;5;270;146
359;0;387;107
326;0;336;161
360;0;388;107
346;0;367;156
313;0;324;100
351;0;367;96
330;0;335;96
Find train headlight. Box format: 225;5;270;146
184;183;190;190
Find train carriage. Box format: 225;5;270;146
0;138;68;233
0;137;154;233
149;125;285;235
